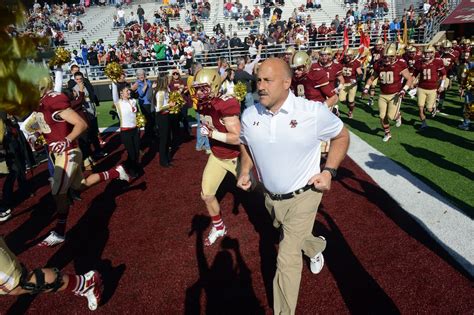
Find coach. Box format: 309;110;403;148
237;58;350;315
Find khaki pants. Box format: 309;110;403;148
417;88;437;110
378;93;401;120
51;148;85;195
0;237;22;295
201;153;239;196
264;188;325;315
339;83;357;103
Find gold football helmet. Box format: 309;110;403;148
290;51;311;69
407;45;417;53
408;39;415;45
442;40;452;49
376;38;384;47
383;44;397;64
423;45;435;61
320;47;333;56
318;47;333;65
285;46;296;55
192;68;221;97
38;75;53;96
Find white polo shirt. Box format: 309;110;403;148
240;91;343;194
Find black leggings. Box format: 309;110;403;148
156;113;171;165
120;128;141;176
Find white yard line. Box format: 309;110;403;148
348;131;474;276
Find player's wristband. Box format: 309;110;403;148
403;85;410;92
211;130;227;143
364;84;370;90
440;80;445;88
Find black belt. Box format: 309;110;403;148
265;184;315;201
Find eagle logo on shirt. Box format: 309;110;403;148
290;120;298;128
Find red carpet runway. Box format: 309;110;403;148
0;133;472;314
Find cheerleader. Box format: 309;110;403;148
153;76;173;167
112;82;141;178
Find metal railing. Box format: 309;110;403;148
56;28;428;81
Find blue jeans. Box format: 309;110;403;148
195;114;210;150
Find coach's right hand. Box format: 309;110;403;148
237;173;252;191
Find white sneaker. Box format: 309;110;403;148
395;116;402;127
310;236;326;274
78;270;102;311
38;231;65;247
382;133;392;142
204;226;227;246
115;165;130;182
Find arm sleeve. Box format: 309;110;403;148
54;69;63;93
320;83;335;98
221;98;241;117
112;83;119;104
316;103;344;142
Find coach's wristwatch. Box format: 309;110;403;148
322;167;337;179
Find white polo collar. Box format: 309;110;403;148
263;91;294;116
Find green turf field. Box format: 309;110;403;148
96;86;473;217
340;84;474;217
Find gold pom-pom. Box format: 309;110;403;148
234;82;247;102
168;91;186;114
35;134;47;146
136;112;147;128
48;47;71;68
105;62;123;82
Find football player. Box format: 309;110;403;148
24;75;130;247
283;46;296;64
413;45;447;129
439;40;458;108
340;48;363;118
317;47;344;115
403;46;420;97
367;39;385;106
193;69;242;246
363;44;413;142
290;51;339;108
0;237;102;310
458;52;473;130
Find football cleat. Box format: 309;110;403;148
382;133;392;142
204;226;227;246
79;270;103;311
310;236;326;274
419;121;428;130
38;231;65;247
0;207;12;222
115;165;130;182
348;111;353;119
395;115;402;127
367;99;373;107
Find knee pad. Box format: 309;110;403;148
20;267;63;294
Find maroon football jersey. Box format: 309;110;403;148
199;95;240;159
341;59;361;82
373;59;408;94
318;61;343;90
403;54;421;74
414;58;446;90
441;51;457;72
291;67;335;102
370;47;384;64
37;91;76;146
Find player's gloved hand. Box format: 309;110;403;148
200;125;211;137
49;138;71;154
350;79;357;85
398;89;407;99
437;86;445;93
362;88;369;98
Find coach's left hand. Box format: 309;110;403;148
308;171;332;191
